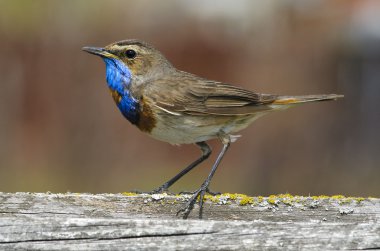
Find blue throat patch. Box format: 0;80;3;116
103;57;140;125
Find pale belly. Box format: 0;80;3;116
147;112;268;145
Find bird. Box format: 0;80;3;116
82;39;343;219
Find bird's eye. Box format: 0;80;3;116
125;49;136;59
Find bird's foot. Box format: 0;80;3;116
128;188;174;195
149;184;176;195
176;184;209;219
178;187;220;196
150;188;166;194
129;189;147;194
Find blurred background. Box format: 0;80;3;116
0;0;379;197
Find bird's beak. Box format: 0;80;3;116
82;46;116;58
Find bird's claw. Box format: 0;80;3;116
178;187;220;196
129;189;147;194
176;186;209;219
150;186;168;194
149;184;176;195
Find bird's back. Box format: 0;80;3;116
136;71;275;144
136;70;342;144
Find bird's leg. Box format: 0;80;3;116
177;137;231;219
151;142;211;194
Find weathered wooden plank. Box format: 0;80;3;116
0;192;379;250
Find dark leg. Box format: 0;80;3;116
177;139;231;219
152;142;211;193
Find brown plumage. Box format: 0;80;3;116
83;39;343;219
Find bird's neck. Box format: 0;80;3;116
103;58;140;125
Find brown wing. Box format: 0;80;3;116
144;72;278;116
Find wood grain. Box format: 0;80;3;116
0;192;379;250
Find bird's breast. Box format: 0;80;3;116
109;88;156;133
109;88;140;125
136;96;157;133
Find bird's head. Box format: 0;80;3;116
83;39;173;92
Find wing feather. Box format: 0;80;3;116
144;73;277;116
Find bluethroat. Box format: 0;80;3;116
82;39;343;219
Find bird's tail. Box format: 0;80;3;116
271;94;344;105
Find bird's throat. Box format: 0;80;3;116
109;88;140;125
103;57;132;92
103;57;140;125
102;56;155;132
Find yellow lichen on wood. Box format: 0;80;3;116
121;192;138;196
120;192;369;206
239;195;254;205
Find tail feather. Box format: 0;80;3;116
272;94;344;105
